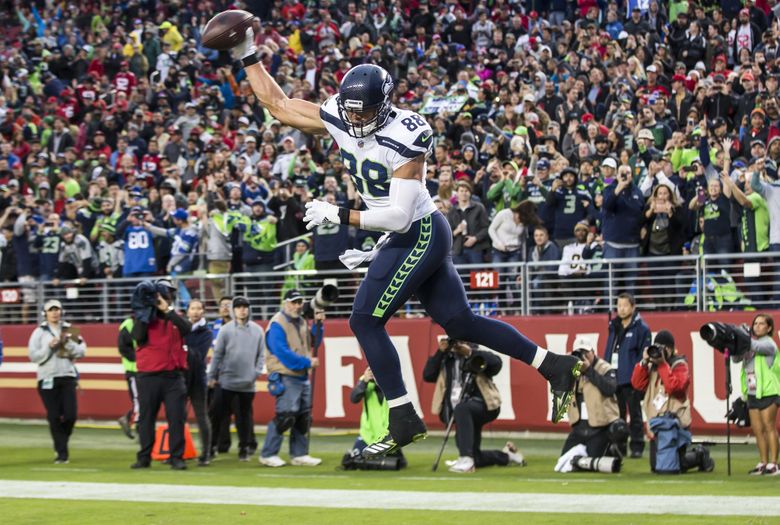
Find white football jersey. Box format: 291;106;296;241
319;96;437;222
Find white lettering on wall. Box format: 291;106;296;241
323;336;421;418
323;337;363;418
691;332;742;424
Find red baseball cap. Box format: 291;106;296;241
740;8;750;16
672;74;687;83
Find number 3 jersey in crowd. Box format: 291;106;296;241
319;96;437;225
122;226;156;276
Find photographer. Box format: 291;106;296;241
631;331;714;474
341;367;407;471
130;279;191;470
28;300;86;464
561;337;621;460
259;290;323;468
423;339;525;473
731;314;780;475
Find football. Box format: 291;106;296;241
201;10;256;51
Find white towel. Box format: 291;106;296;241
339;233;391;270
554;444;587;473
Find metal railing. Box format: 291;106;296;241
1;252;775;324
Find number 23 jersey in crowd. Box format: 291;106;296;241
319;96;437;225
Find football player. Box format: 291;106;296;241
233;27;581;457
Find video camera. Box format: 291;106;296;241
699;322;751;356
302;282;339;320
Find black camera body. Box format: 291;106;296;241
700;322;750;356
647;344;665;360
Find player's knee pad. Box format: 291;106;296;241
442;308;478;341
293;411;312;434
273;412;297;433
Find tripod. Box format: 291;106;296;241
432;371;476;472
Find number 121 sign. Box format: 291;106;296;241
469;271;499;290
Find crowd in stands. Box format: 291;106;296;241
0;0;778;317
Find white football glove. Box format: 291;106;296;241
232;27;257;61
304;200;340;230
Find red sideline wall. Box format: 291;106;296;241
1;312;776;434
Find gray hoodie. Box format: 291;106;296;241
28;321;86;381
208;319;265;392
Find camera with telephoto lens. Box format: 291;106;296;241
699;322;751;356
302;282;339;319
647;344;665;360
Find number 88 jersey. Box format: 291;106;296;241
319;96;437;222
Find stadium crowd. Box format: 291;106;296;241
0;0;779;318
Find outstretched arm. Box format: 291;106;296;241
236;29;326;135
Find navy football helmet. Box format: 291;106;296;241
337;64;394;138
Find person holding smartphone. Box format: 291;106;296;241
602;164;646;296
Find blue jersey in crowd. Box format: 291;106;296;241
122;226;156;276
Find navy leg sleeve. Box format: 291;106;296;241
415;251;538;364
350;214;448;399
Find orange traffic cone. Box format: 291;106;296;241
151;423;198;461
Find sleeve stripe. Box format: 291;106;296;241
319;107;347;132
375;134;425;159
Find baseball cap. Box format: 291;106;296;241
637;129;654;141
172;208;188;221
572;335;596;353
646;65;657;73
602;157;618;169
284;289;304;302
537;159;550;169
232;296;250;308
654;330;675;348
44;299;63;311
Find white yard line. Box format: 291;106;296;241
0;480;777;516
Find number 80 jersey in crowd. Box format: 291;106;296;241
319;96;437;224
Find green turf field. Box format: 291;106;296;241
1;421;778;524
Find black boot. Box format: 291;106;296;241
170;457;187;470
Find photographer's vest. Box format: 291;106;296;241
643;356;692;428
119;318;137;373
567;359;619;427
264;312;310;377
740;351;780;400
430;363;501;416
